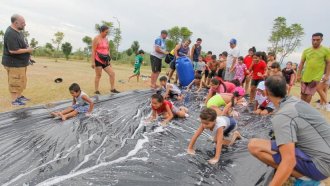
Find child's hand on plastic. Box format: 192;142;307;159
187;148;196;155
208;157;219;164
160;121;169;126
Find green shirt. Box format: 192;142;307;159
134;55;143;69
301;46;330;82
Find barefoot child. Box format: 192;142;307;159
128;50;144;82
204;78;227;104
187;108;241;164
186;74;209;92
159;76;183;100
254;81;275;115
51;83;94;121
149;94;188;125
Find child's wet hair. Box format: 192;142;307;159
211;55;217;60
231;79;241;87
195;74;202;80
210;78;227;92
200;108;217;121
271;62;281;69
159;76;168;82
69;83;81;92
151;94;164;103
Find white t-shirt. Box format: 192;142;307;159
227;47;240;67
196;61;206;71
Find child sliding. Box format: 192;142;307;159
187;108;241;164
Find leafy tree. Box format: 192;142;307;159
126;48;133;56
113;28;122;60
166;26;193;51
82;36;92;61
131;41;140;55
52;32;64;62
30;38;38;48
268;17;304;63
0;30;4;51
61;42;72;60
95;21;113;35
22;30;30;38
45;42;54;57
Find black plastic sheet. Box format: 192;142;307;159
0;90;274;186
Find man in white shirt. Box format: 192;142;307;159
224;38;240;81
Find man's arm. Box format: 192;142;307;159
173;44;181;58
323;58;330;81
9;48;33;54
190;45;195;60
297;58;305;81
230;57;237;72
155;39;168;55
270;143;296;186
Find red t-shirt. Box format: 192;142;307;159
224;82;236;93
204;56;213;64
251;60;267;80
243;55;253;69
152;100;173;114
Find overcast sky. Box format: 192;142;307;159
1;0;329;62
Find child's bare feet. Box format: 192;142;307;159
59;113;67;121
51;112;59;117
229;131;242;146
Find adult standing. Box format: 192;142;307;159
168;39;191;83
190;38;202;70
150;30;168;89
297;33;330;103
243;47;256;93
91;25;120;94
2;14;33;106
224;38;240;81
248;75;330;185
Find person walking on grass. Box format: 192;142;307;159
92;25;120;95
297;32;330;104
150;30;168;89
248;75;330;186
128;50;145;82
2;14;34;106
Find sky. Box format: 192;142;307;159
0;0;329;63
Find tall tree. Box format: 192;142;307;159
113;28;122;60
166;26;193;51
131;41;140;55
30;38;38;48
82;36;92;61
268;17;304;63
61;42;72;60
0;30;4;51
52;32;64;62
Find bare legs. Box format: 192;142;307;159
95;66;116;92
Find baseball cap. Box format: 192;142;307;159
229;38;237;45
257;81;265;91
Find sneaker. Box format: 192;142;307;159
18;96;30;102
12;99;26;106
111;89;120;93
293;178;323;186
94;91;101;95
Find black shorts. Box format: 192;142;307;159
251;79;264;87
95;60;110;69
204;70;209;79
259;106;274;113
150;55;162;73
170;60;176;70
196;70;203;75
208;70;217;78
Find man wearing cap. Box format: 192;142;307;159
248;75;330;186
2;14;33;106
297;32;330;104
150;30;168;89
224;39;240;81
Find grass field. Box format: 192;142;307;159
1;57;330;185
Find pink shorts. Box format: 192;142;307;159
301;81;319;95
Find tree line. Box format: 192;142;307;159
0;17;304;64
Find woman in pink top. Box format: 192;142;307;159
92;25;119;94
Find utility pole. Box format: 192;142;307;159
113;16;120;61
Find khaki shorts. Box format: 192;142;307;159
4;66;27;94
301;81;318;95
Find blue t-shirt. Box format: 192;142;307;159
151;37;166;59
